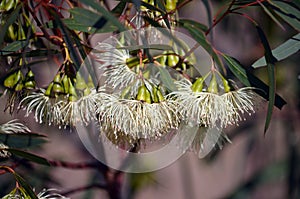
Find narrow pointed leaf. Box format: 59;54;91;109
0;132;47;148
223;54;286;110
270;1;300;31
252;33;300;67
8;148;50;166
1;40;28;55
13;173;38;199
256;26;277;134
80;0;126;32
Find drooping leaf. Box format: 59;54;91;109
80;0;126;32
13;173;39;199
8;148;50;166
178;19;208;32
222;54;286;110
256;26;277;134
259;1;285;30
0;3;22;46
252;33;300;67
270;1;300;31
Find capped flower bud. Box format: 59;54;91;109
75;73;88;91
136;85;151;103
4;72;17;88
52;74;64;94
24;70;36;89
191;77;204;93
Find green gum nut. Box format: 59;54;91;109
166;0;177;11
75;73;88;91
136;85;151;103
167;53;179;67
152;86;159;103
45;82;54;96
24;70;36;89
8;25;16;41
14;70;24;91
222;78;231;93
52;74;64;94
156;88;165;102
159;54;167;66
68;79;78;102
207;73;218;94
4;72;17;88
62;75;69;93
191;77;204;93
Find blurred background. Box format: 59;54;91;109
0;0;299;199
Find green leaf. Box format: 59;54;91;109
178;19;208;32
69;7;118;33
8;148;50;166
252;33;300;68
80;0;126;32
0;3;22;46
13;173;38;199
0;132;48;148
270;1;300;31
0;40;28;55
158;66;177;92
222;54;286;110
259;1;285;30
256;26;276;134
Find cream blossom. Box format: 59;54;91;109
95;42;138;89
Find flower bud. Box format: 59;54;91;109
191;77;204;93
208;73;218;94
52;74;64;94
137;85;151;103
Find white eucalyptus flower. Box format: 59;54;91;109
221;87;258;125
170;79;225;128
97;92;180;142
18;89;63;126
0;119;30;134
95;42;138;89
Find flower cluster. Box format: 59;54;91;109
170;71;259;129
19;69;100;128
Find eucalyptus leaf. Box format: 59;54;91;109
256;26;276;134
223;54;286;110
252;33;300;67
80;0;126;32
8;148;50;166
13;173;39;199
270;1;300;31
